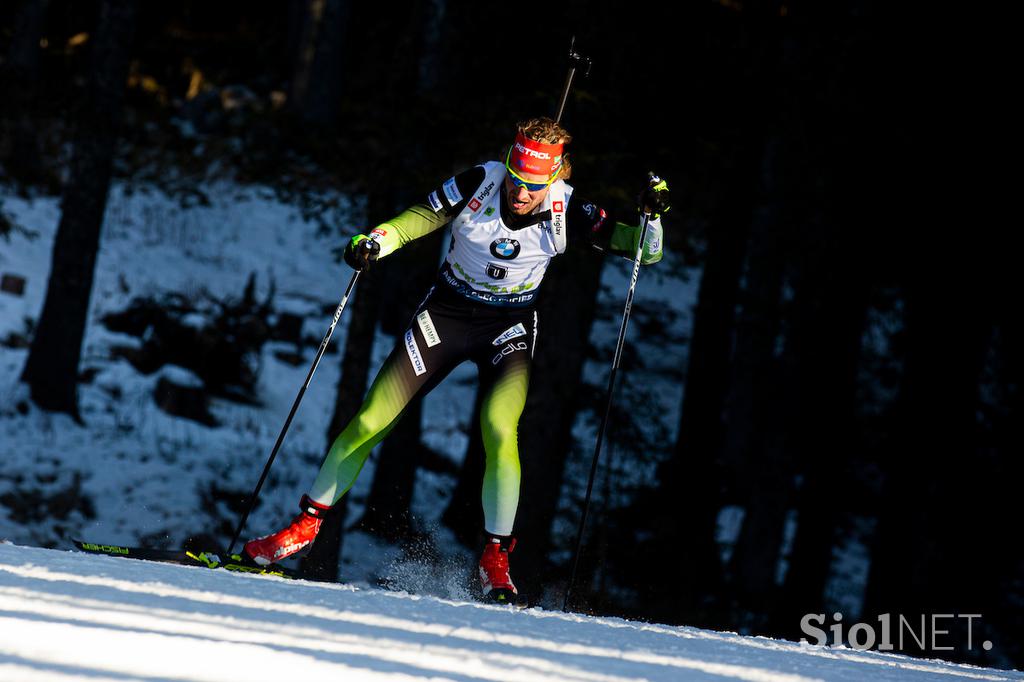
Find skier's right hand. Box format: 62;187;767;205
344;234;381;271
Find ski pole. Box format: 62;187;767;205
227;268;362;554
563;211;653;612
555;36;591;124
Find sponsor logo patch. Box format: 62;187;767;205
428;191;444;212
371;228;387;239
490;238;521;260
416;310;441;347
443;177;463;206
486;262;508;280
484;206;496;217
514;142;551;160
492;341;528;365
469;180;496;211
492;323;527;346
477;181;496;201
552;201;564;213
404;329;426;376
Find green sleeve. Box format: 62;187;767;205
607;216;664;265
368;204;449;259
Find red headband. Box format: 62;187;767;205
508;132;564;178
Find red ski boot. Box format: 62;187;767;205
244;495;330;566
479;535;518;603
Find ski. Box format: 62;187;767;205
71;540;301;579
481;587;528;609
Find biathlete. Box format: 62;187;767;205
243;116;671;603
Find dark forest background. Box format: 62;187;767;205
1;0;1017;669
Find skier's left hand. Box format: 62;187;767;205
639;172;671;218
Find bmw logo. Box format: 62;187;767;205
490;238;521;260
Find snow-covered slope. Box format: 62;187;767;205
0;543;1019;682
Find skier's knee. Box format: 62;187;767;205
481;414;518;448
352;409;389;438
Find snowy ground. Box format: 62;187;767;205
1;543;1020;682
0;185;356;541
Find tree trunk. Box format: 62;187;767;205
770;21;880;636
643;117;764;627
772;268;869;635
20;0;138;418
3;0;50;185
988;303;1024;662
863;262;995;654
645;1;784;627
288;0;351;126
414;0;446;95
718;135;790;624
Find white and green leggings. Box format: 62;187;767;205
308;286;536;537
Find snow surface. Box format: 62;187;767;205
0;185;355;545
0;543;1020;682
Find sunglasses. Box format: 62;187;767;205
505;148;556;192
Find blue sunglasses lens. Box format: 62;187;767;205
508;173;548;192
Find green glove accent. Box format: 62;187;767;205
639;172;671;217
344;234;381;271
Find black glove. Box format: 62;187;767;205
638;172;671;217
343;234;381;271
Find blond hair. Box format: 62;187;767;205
514;117;573;180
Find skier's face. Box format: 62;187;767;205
504;173;551;215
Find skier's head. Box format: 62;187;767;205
504;117;572;215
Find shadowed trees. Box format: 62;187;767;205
288;0;352;126
4;1;1019;667
2;0;51;187
20;0;139;418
